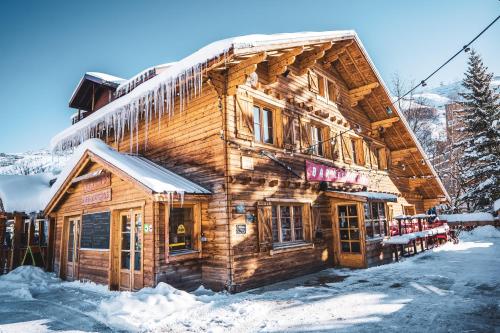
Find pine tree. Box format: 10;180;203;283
456;49;500;212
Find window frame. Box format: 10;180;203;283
271;203;306;245
167;202;202;257
252;104;274;145
310;124;324;156
337;203;362;254
364;201;387;240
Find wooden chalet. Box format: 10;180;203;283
44;31;449;292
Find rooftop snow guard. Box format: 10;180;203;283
49;31;356;152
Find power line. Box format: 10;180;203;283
392;14;500;105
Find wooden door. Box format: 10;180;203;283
332;202;366;268
65;218;80;281
118;210;143;291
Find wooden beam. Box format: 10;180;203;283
391;147;419;161
371;117;400;130
223;52;267;95
295;42;334;76
348;82;379;107
323;40;354;63
267;47;304;83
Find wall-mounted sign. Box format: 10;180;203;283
144;224;153;233
235;224;247;235
83;173;111;192
82;188;111;205
177;224;185;234
305;160;369;186
241;156;254;170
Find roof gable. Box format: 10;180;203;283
45;139;210;214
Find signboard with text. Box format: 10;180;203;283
305;160;369;186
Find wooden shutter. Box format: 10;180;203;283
308;71;320;94
274;108;283;148
378;148;388;170
322;127;332;159
370;145;379;169
302;204;313;242
235;93;254;140
283;113;295;149
300;119;311;151
312;206;322;240
257;202;273;252
363;141;371;167
330;129;340;160
341;134;352;164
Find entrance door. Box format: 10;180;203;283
119;210;143;290
333;203;365;268
65;217;80;280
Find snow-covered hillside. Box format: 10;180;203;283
0;150;70;176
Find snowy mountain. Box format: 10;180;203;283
0;149;71;176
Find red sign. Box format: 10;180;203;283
82;188;112;205
305;160;369;186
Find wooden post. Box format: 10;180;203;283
413;240;417;255
46;217;56;272
394;245;399;262
11;214;24;270
398;219;402;235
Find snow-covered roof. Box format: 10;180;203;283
438;213;494;223
86;72;125;84
46;139;210;212
494;199;500;212
0;174;54;213
50;31;355;151
340;191;398;202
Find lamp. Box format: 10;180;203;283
282;69;291;78
385;106;393;115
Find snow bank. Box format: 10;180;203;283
494;198;500;212
459;225;500;242
0;266;60;300
438;212;494;223
0;173;54;213
97;282;200;332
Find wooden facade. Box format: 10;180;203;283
45;33;449;292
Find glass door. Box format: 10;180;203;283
119;210;142;290
66;218;80;280
334;203;365;268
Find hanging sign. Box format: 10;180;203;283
83;172;111;192
82;188;112;205
177;224;186;234
305;160;369;186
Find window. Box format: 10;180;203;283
338;204;361;253
364;202;387;239
253;105;274;144
169;207;194;253
271;204;304;244
311;125;323;156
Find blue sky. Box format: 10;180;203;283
0;0;498;153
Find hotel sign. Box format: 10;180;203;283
305;160;369;186
82;188;112;205
83;173;111;192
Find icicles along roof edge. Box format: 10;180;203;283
50;31;356;152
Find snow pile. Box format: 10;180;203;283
0;266;60;300
50;31;355;151
494;198;500;212
0;173;54;213
97;283;200;331
438;212;494;222
459;225;500;242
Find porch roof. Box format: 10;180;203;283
331;191;399;202
0;174;54;214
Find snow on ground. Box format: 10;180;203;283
0;226;499;333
